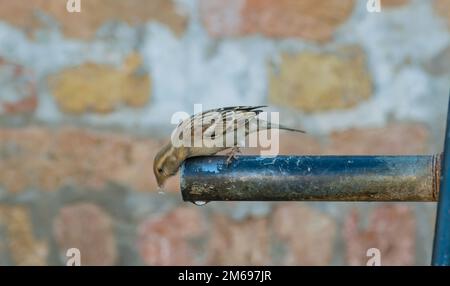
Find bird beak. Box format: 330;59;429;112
156;177;165;188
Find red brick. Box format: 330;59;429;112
200;0;355;42
344;205;416;266
53;203;117;266
137;207;206;265
278;133;322;155
382;0;409;7
326;123;430;155
48;54;150;114
0;206;48;265
0;126;179;193
434;0;450;29
0;0;187;39
0;123;429;193
272;204;336;265
269;47;372;112
207;215;270;265
267;123;429;156
0;57;37;115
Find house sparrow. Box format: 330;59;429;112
153;106;305;187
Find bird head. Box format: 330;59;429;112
153;143;182;188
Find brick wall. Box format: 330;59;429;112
0;0;449;265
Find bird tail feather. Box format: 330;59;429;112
277;125;306;133
263;121;306;133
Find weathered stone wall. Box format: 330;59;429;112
0;0;449;265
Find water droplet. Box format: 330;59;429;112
157;187;165;195
193;201;208;206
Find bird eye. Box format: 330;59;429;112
157;168;163;174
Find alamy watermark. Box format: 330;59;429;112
366;0;381;13
366;248;381;266
66;248;81;266
66;0;81;13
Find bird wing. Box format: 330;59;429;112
176;106;266;147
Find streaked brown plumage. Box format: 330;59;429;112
153;106;304;187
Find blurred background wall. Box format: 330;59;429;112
0;0;449;265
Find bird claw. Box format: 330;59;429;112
226;147;241;165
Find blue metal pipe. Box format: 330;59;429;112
432;94;450;266
181;155;439;202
